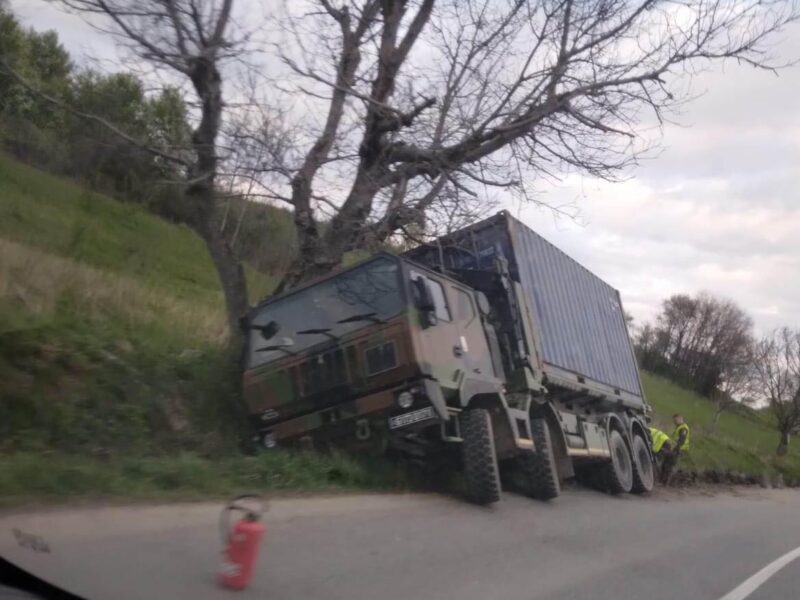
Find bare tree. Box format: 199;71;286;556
238;0;800;291
46;0;250;339
634;321;657;366
751;328;800;456
635;292;753;396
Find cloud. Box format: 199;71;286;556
504;20;800;334
12;0;120;64
511;46;800;333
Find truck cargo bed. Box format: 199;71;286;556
405;212;646;409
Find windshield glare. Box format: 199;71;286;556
248;257;404;368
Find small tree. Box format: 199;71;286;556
637;292;753;395
0;4;72;164
751;328;800;456
65;71;190;206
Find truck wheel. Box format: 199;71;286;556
603;429;633;494
516;418;560;500
461;408;501;505
630;432;655;493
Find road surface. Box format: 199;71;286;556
2;486;800;599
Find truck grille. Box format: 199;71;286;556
297;347;348;398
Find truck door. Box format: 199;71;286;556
449;285;497;379
409;270;464;391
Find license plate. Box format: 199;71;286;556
388;407;435;430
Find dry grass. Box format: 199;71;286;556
0;238;227;344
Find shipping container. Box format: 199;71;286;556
404;211;645;409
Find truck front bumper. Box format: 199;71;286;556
255;383;445;447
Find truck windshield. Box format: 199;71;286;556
247;256;404;368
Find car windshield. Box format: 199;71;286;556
247;256;404;368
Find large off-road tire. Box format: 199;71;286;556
630;432;655;494
603;428;634;494
461;408;501;505
516;418;560;500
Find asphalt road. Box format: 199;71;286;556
2;486;800;600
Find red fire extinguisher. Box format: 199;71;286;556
218;494;266;590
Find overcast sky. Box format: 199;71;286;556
12;1;800;334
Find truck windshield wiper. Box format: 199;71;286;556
255;344;296;355
336;312;384;324
296;328;340;341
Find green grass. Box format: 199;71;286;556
643;371;800;480
0;152;241;459
0;451;408;506
0;152;225;306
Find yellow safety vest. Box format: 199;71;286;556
673;423;690;451
649;428;670;454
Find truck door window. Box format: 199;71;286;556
453;288;475;323
426;278;451;322
409;271;451;323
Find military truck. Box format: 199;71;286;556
242;211;654;504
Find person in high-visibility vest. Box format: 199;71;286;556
649;427;671;454
649;427;673;482
660;414;691;485
672;414;691;452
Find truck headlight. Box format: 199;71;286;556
262;431;276;449
397;391;414;409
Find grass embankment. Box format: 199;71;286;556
0;451;406;508
643;372;800;482
0;153;403;503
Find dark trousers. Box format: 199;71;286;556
658;451;679;485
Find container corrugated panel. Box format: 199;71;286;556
404;212;644;402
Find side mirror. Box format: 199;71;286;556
411;277;435;312
411;277;437;328
253;320;280;340
476;292;491;316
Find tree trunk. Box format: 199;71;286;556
200;225;249;345
275;206;335;293
277;173;379;292
183;57;250;343
777;430;790;457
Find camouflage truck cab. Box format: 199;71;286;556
242;253;542;504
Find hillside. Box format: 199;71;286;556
0;152;239;455
644;372;800;481
0;153;797;502
0;153;405;502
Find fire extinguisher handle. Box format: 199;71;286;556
228;494;267;518
229;494;265;508
220;494;266;544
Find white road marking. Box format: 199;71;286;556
719;545;800;600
